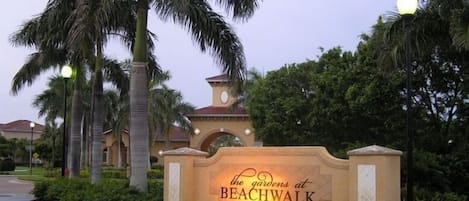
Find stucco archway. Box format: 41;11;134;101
195;129;247;153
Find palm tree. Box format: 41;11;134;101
148;80;194;151
40;122;61;167
129;0;261;191
66;0;130;182
32;76;71;123
11;0;156;181
230;68;264;109
105;89;129;169
105;69;193;168
9;0;90;179
67;0;162;182
33;75;73;168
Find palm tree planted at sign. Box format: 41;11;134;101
129;0;261;191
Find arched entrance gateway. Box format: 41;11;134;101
186;74;256;153
100;74;254;166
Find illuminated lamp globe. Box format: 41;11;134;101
397;0;417;15
61;65;73;78
194;128;201;135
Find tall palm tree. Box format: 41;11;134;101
9;0;89;178
66;0;130;182
68;0;162;182
11;0;156;181
129;0;261;191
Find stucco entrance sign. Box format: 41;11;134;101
163;145;402;201
214;165;332;201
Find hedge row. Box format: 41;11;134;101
33;179;163;201
44;168;164;179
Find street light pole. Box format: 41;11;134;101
397;0;417;201
61;65;72;177
29;122;35;175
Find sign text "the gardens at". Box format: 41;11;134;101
219;168;316;201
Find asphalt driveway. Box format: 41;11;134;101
0;176;34;201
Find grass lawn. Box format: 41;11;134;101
10;166;47;176
8;166;53;182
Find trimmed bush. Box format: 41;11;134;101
102;168;126;179
147;169;163;179
32;178;163;201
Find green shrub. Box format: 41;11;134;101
44;168;61;178
102;168;126;179
32;180;49;200
80;169;89;178
32;178;163;201
147;179;164;199
101;164;114;169
33;179;89;201
151;163;164;170
147;169;163;179
402;186;468;201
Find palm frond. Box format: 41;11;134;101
213;0;260;21
103;58;130;95
11;49;68;95
153;0;246;85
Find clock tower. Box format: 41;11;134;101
206;74;234;106
186;74;256;152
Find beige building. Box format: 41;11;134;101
102;74;255;167
0;120;44;142
102;127;190;167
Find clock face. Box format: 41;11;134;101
220;90;229;104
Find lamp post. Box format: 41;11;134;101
29;122;35;175
61;65;72;176
397;0;417;201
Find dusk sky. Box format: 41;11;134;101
1;1;397;124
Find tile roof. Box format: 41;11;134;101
0;120;45;132
206;74;229;83
104;126;190;142
187;106;248;117
155;126;190;142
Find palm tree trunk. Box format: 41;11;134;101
129;0;149;192
91;45;105;184
69;89;83;178
51;136;56;168
81;116;88;168
117;134;122;168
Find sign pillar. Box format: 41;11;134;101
163;148;209;201
348;145;402;201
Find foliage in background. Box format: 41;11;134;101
246;1;468;198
